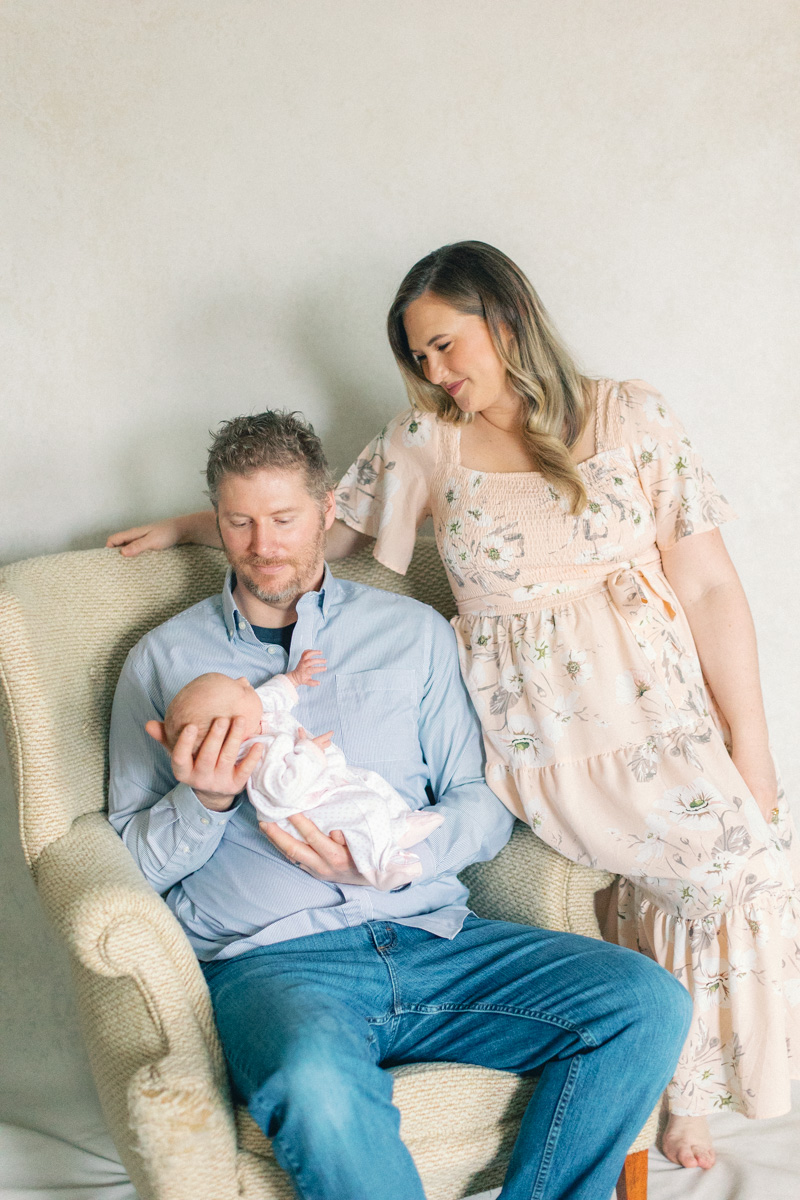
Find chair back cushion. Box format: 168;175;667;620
0;540;452;864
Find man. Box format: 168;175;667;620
109;411;691;1200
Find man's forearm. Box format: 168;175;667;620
412;781;516;883
109;782;239;892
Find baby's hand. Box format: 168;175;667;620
295;726;333;756
286;649;327;690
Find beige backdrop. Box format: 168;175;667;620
1;1;799;1194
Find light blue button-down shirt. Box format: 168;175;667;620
108;566;516;960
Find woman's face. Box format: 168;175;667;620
402;292;519;419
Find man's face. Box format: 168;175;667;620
216;466;335;608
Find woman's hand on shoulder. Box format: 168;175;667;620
106;509;221;557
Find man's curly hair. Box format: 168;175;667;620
206;410;334;507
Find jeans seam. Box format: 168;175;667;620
270;1129;311;1200
391;1003;598;1048
530;1055;582;1200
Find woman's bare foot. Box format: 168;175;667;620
662;1114;716;1169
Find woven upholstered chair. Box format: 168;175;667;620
0;539;655;1200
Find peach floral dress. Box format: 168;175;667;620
335;379;800;1118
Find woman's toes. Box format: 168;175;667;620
662;1115;716;1170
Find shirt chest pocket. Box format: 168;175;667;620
335;669;418;764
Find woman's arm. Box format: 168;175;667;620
661;528;777;819
325;518;374;560
107;509;221;556
108;510;374;560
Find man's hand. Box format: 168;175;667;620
260;814;371;884
147;715;263;811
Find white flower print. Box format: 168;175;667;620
541;693;580;744
511;582;547;601
583;499;612;534
727;948;757;991
500;664;525;696
469;471;484;491
657;777;727;829
561;648;593;687
401;412;432;446
443;477;461;506
526;637;553;669
644;393;672;426
479;535;514;566
636;813;670;863
745;913;770;947
696;959;731;1010
466;505;494;527
634;435;660;470
669;450;693;479
689;851;748;888
616;669;656;706
504;720;554;767
445;517;463;538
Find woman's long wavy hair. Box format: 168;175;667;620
387;241;590;513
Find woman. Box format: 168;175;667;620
109;241;800;1170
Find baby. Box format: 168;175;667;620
161;651;442;890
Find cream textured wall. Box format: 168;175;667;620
1;1;799;1191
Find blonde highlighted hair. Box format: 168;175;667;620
387;241;590;514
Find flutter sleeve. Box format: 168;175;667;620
334;408;438;575
618;379;737;552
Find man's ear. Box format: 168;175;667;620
323;489;337;531
145;720;167;746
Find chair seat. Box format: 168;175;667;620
235;1061;537;1200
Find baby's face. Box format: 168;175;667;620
165;673;263;752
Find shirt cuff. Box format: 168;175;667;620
173;783;242;832
411;839;437;884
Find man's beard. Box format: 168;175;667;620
227;524;326;607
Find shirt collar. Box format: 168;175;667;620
222;563;341;641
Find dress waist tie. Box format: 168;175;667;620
606;554;676;662
453;553;677;662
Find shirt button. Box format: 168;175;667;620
180;844;189;852
200;817;210;825
268;647;275;655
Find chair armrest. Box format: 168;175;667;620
460;821;614;938
34;813;204;984
34;812;240;1200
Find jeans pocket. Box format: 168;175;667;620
335;668;417;764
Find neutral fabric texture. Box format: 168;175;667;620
0;539;655;1200
335;382;800;1119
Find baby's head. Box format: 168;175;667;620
163;673;263;753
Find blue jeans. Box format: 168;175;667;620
202;916;691;1200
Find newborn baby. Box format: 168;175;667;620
162;651;442;890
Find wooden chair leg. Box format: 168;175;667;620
616;1148;648;1200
